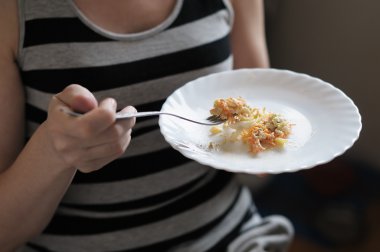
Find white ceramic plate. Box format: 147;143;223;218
158;68;362;174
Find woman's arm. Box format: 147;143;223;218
230;0;270;68
0;2;73;250
0;1;135;250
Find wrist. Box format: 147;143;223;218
27;122;77;174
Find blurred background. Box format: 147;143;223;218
249;0;380;251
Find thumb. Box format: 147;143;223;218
55;84;98;113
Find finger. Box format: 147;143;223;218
50;84;98;128
73;98;117;137
117;106;137;129
55;84;98;113
50;98;117;140
91;130;131;159
77;132;132;173
78;122;128;148
118;105;137;115
74;102;136;142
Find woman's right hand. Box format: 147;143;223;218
44;84;136;173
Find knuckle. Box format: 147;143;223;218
53;140;70;153
110;125;124;139
110;141;126;156
62;154;79;168
106;123;130;141
121;118;136;129
77;124;94;139
106;126;118;139
99;108;115;123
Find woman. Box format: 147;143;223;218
0;0;293;251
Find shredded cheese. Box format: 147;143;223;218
209;97;292;154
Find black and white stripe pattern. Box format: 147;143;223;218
16;0;258;251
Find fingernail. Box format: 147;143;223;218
106;98;116;110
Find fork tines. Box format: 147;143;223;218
206;115;225;123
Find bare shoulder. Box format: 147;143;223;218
229;0;264;15
228;0;269;68
228;0;266;32
0;0;19;60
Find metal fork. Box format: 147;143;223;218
61;108;225;126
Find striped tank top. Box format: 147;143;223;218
17;0;256;251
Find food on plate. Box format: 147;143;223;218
209;97;292;154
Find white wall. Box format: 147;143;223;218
266;0;380;168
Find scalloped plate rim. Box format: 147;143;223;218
158;68;362;174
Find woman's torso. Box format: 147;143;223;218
17;0;254;251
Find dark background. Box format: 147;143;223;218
252;1;380;251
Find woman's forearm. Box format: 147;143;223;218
0;85;135;251
0;123;77;251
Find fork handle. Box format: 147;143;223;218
117;111;214;125
61;108;219;125
116;111;161;119
60;108;160;119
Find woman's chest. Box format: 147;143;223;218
72;0;178;34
